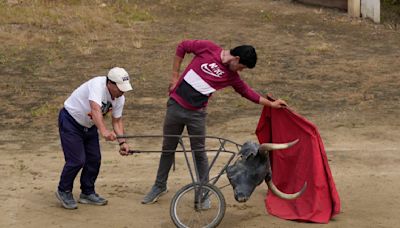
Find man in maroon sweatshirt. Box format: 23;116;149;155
142;40;287;205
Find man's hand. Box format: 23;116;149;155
101;130;117;141
259;96;288;109
270;99;287;109
168;72;179;92
119;142;130;156
90;101;117;141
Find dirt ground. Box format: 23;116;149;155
0;0;400;227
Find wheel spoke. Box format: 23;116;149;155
170;183;225;228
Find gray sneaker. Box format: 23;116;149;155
78;193;108;206
55;190;78;210
141;185;168;204
195;197;211;210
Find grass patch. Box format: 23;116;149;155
30;102;59;117
259;10;272;22
0;1;153;33
305;42;334;54
113;3;153;26
0;52;6;65
0;0;153;62
103;160;114;164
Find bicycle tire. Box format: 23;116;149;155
170;183;226;228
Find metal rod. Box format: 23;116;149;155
210;152;236;186
127;149;237;154
179;138;196;184
208;139;226;173
119;134;242;191
117;134;242;148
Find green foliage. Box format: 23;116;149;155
382;0;400;4
382;0;400;27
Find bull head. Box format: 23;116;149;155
226;139;307;202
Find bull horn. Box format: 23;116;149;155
259;139;299;152
267;180;307;200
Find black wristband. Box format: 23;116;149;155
119;141;126;146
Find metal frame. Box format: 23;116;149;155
117;135;242;187
118;135;243;227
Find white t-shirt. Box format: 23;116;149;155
64;76;125;128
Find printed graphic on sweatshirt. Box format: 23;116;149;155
201;63;224;78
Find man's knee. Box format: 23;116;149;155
66;158;85;169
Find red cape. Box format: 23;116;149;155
255;106;340;223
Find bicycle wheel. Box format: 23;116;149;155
170;183;226;228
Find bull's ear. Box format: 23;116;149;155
257;148;269;158
240;141;259;160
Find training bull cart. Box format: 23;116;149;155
118;135;305;228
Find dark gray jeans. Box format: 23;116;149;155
155;98;209;187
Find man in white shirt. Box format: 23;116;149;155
56;67;132;209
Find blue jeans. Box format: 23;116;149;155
57;108;101;195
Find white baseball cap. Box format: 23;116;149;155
107;67;133;92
